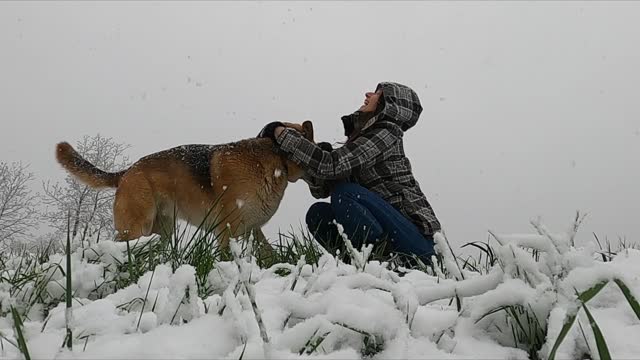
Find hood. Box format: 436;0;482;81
341;82;423;138
375;82;423;132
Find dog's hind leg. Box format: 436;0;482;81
152;213;176;242
231;224;274;263
113;172;156;241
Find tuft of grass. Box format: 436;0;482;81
476;304;546;359
230;239;271;357
334;322;384;357
270;228;324;267
547;286;604;360
299;329;330;355
548;279;640;360
461;238;498;275
593;233;639;262
361;333;385;357
0;250;63;319
112;200;232;298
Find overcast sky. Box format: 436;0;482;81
1;2;638;248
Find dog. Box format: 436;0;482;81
55;121;314;252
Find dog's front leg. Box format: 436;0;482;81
251;227;274;265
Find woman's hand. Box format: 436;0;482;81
317;142;334;152
257;121;285;141
274;126;286;139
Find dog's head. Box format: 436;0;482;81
281;120;314;182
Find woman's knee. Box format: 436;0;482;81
331;182;366;209
306;202;333;229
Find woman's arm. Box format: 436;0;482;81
275;123;400;180
299;142;337;199
301;173;334;199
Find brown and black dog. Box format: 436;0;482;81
55;121;314;251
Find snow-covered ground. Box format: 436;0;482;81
1;217;639;359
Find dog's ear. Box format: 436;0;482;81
302;120;314;142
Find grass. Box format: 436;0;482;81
460;236;498;275
299;329;330;355
547;279;640;360
477;303;546;359
1;210;638;359
463;215;640;360
593;232;640;262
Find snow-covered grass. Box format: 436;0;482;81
1;213;639;359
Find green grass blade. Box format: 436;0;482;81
455;293;462;312
614;279;640;320
137;266;156;331
577;281;608;303
475;306;510;324
11;306;31;360
0;329;19;350
238;340;248;360
581;302;611;360
65;210;73;350
170;294;186;325
577;320;592;354
547;312;578;360
126;240;135;280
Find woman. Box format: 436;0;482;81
258;82;441;264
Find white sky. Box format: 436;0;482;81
1;2;638;248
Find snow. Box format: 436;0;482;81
1;218;640;359
414;269;503;305
138;312;157;333
236;199;245;209
434;232;465;280
490;232;558;252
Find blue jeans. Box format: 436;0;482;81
305;182;435;264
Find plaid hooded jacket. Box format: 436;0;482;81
275;82;441;236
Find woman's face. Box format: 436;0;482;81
359;89;382;112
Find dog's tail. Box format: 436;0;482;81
55;142;126;188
